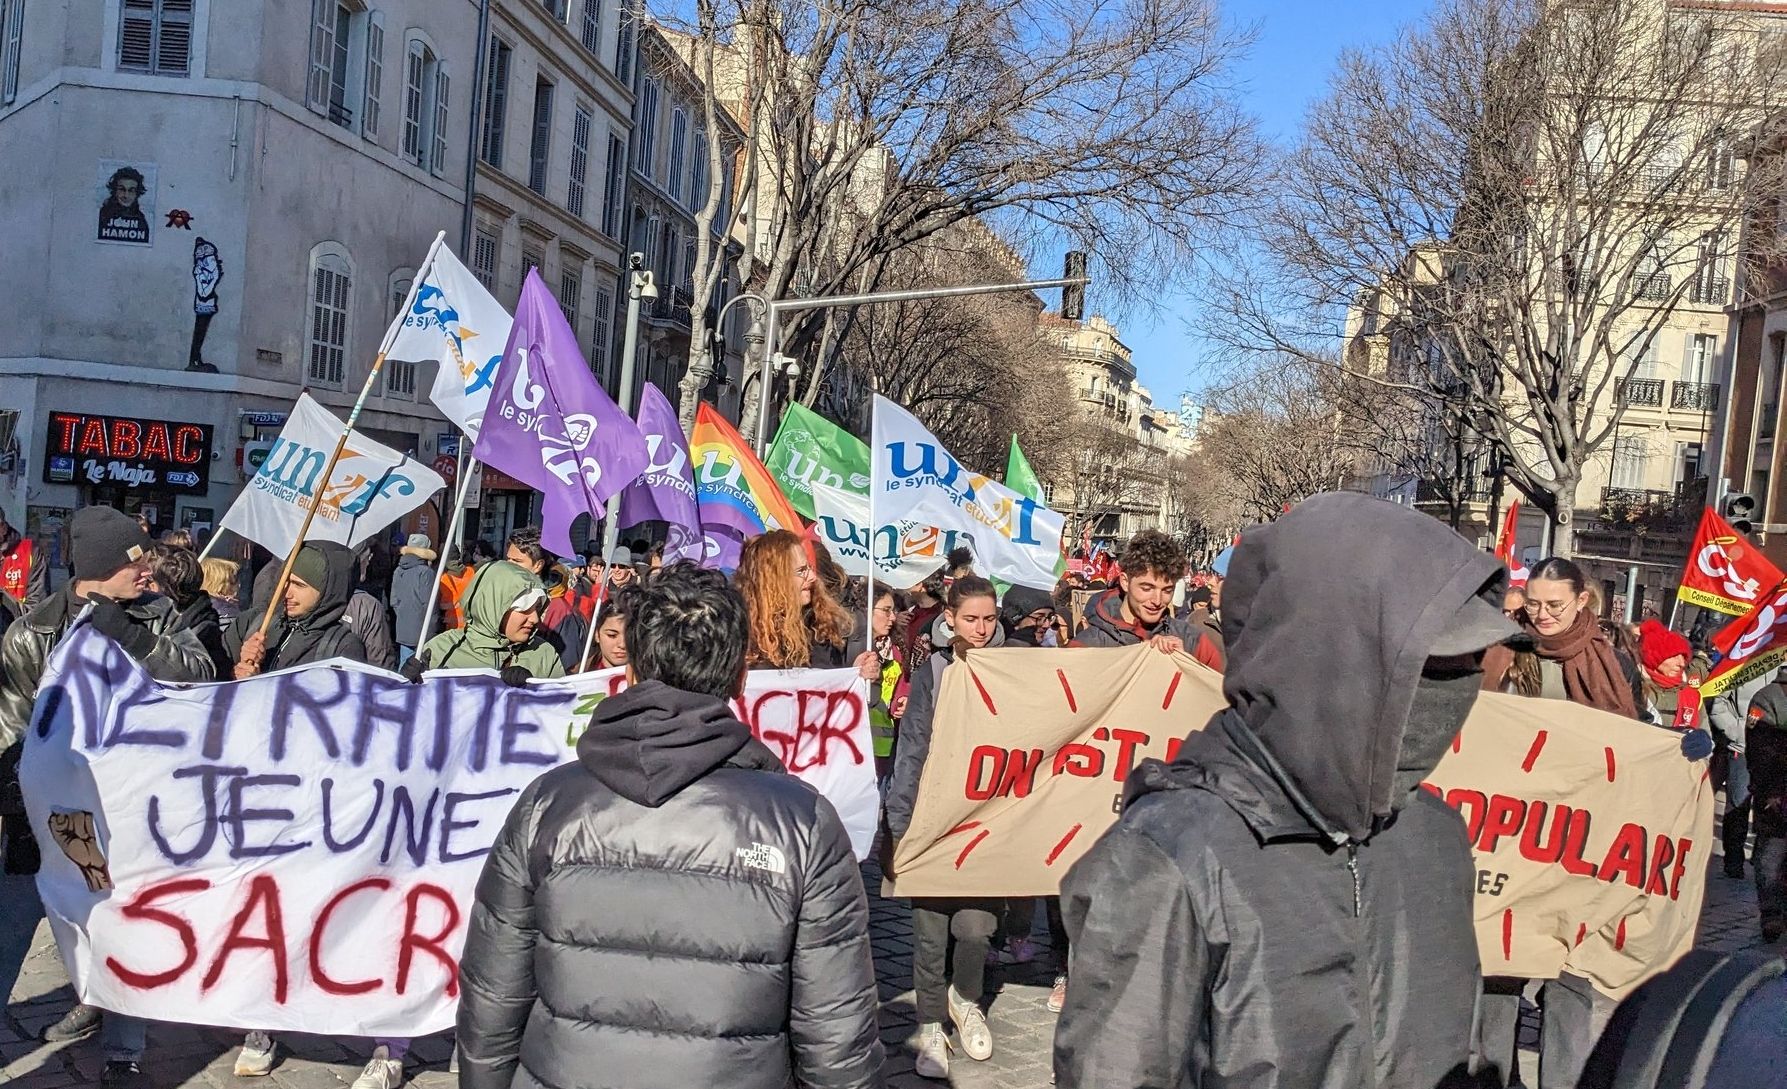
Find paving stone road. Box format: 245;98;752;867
3;842;1779;1089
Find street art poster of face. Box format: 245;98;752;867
96;160;156;245
188;237;223;373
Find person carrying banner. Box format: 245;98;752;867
228;542;368;677
885;575;1006;1080
1634;618;1709;729
1052;493;1515;1089
737;530;875;676
504;526;588;674
1069;529;1224;670
456;562;883;1089
405;560;564;683
390;533;437;664
0;506;215;1085
1744;668;1787;943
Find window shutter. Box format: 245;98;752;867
581;0;601;54
568;106;591;217
306;0;334;108
119;0;157;71
402;40;424;163
602;134;625;237
2;0;25;104
155;0;193;75
431;67;450;175
481;39;509;167
668;110;686;200
362;14;384;139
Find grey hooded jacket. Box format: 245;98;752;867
457;681;884;1089
1054;493;1507;1089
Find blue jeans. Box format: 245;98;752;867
102;1013;147;1062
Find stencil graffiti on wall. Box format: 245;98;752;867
189;238;222;373
95;161;157;246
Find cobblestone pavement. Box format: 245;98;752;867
3;844;1780;1089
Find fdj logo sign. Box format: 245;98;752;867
257;439;416;517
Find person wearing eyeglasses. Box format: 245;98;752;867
735;531;877;678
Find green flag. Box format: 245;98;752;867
766;402;872;520
1005;434;1045;501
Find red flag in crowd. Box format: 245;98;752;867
1701;577;1787;697
1676;507;1784;617
1495;502;1527;586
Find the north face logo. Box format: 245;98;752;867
736;843;786;875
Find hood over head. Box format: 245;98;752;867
576;680;778;806
459;560;547;652
1162;493;1512;843
292;541;358;629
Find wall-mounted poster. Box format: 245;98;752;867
95;160;157;246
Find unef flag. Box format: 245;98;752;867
385;244;513;441
1676;508;1783;616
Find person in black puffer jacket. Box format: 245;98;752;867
226;541;367;675
457;562;883;1089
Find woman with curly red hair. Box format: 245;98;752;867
735;530;878;677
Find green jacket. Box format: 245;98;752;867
417;560;565;678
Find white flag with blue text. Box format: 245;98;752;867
385;245;513;440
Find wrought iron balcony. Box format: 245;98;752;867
1671;381;1720;412
1630;272;1672;300
1689;276;1729;306
1616;377;1665;407
649;287;694;330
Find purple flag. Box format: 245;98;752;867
702;526;745;573
616;383;704;564
472;270;649;557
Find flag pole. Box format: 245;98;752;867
581;255;651;671
254;230;447;642
414;444;475;648
864;391;878;670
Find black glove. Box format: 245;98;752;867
500;665;533;688
1680;728;1714;761
399;655;426;685
85;595;155;659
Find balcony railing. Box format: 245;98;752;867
649;287;694;330
1689;276;1729;305
1671;381;1721;412
1616;377;1665;406
1630;272;1672;300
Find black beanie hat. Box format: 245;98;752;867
291;545;330;590
71;506;151;581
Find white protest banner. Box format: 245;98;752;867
871;395;1066;589
386;245;513;441
216;395;447;554
22;625;876;1036
891;646;1711;999
810;481;950;589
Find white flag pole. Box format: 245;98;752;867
253;231;447;643
414;443;475;649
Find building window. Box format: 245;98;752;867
1610;435;1650;490
385;270;416;395
691;130;708;211
528;76;554;194
682;238;696;292
480;37;511;167
522;244;544;279
602;133;626;238
580;0;601;54
568;104;592;217
560;268;582;340
615;0;635;85
642;216;660;275
308;246;353;388
541;0;566;20
668;109;687;200
472;227;499;290
362;13;384;139
593;286;613;375
2;0;25;105
1683;333;1715;384
635;78;658;178
1707;134;1735;191
119;0;193;76
400;38;448;174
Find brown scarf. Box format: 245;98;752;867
1531;611;1637;718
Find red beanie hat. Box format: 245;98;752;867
1637;618;1691;673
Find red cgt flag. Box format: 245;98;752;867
1495;502;1527;585
1702;578;1787;696
1676;507;1784;617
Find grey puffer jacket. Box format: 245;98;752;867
457;680;884;1089
1;588;214;814
1055;493;1509;1089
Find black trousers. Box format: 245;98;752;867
910;898;1000;1023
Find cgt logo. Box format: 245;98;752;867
1727;582;1787;663
1696;536;1764;603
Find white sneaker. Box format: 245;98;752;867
914;1021;951;1080
233;1032;276;1077
350;1047;405;1089
948;986;994;1061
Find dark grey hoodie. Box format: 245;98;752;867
1054;492;1512;1089
457;681;884;1089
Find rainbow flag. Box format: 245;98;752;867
691;402;804;539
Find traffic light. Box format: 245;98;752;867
1723;492;1758;535
1062;250;1087;321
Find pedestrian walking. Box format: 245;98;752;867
1053;493;1515;1089
885;575;1005;1080
577;589;634;673
389;533;437;663
456;562;883;1089
1069;529;1225;669
0;506;215;1086
146;543;231;679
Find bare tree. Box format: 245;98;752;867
670;0;1264;435
1196;360;1366;523
1214;0;1787;554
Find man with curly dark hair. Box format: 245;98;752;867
1069;529;1223;670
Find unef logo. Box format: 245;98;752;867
501;349;606;490
256;439;417;518
408;282;500;396
885;440;1046;546
1696;534;1765;604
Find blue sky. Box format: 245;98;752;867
1121;0;1433;405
